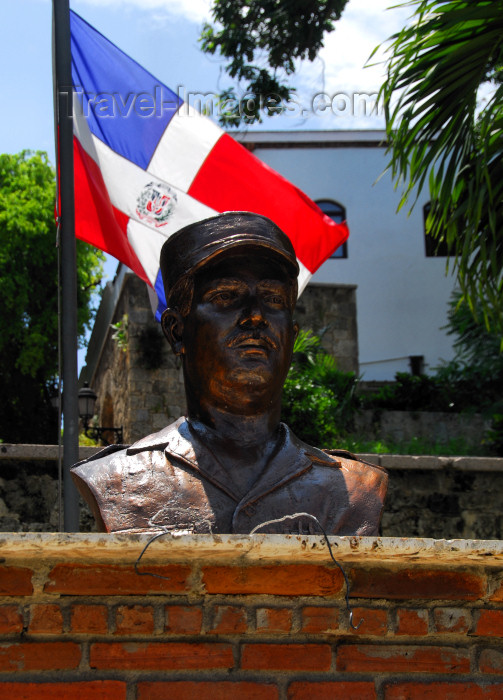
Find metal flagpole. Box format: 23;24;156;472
53;0;80;531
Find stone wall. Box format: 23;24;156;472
1;447;502;539
361;453;503;541
294;283;358;373
90;275;184;444
0;447;100;533
0;534;502;698
87;276;358;442
87;276;130;442
356;410;491;447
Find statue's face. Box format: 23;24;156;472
181;253;297;415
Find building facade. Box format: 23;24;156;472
237;130;457;380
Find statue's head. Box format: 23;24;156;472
159;212;300;416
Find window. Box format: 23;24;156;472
423;202;453;257
316;200;348;259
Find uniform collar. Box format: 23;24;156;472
126;417;340;506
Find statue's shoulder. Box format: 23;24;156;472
70;444;130;493
324;448;388;474
286;425;387;479
285;426;388;498
70;418;189;532
324;447;388;486
73;417;183;466
71;417;187;489
322;447;388;513
283;429;387;534
125;416;186;455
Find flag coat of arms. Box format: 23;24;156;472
69;11;349;318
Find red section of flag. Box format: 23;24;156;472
188;134;349;273
73;138;149;283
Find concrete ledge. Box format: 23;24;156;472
359;453;503;471
0;533;502;567
1;534;501;694
0;444;102;461
2;445;502;472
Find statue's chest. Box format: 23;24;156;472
135;452;238;533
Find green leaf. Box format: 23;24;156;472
0;151;105;442
379;0;503;339
199;0;349;126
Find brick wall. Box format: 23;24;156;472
0;534;502;699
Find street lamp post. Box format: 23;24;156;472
78;382;123;445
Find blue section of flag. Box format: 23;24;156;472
70;11;181;170
154;268;167;321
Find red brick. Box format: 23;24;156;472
0;567;33;596
71;604;108;634
384;681;503;699
336;644;470;674
350;608;387;636
165;606;202;634
0;681;126;699
29;605;63;634
350;568;484;600
0;606;23;634
115;605;155;635
476;610;503;637
210;606;247;634
44;564;190;595
256;608;292;634
489;579;503;602
288;681;376;700
301;607;339;634
396;609;428;636
90;642;233;670
433;608;471;635
241;643;331;671
0;642;81;671
479;648;503;674
202;565;343;596
138;681;278;700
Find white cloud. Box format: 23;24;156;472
298;0;412;93
278;0;413;129
77;0;212;24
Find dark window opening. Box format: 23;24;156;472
316;199;348;259
409;355;425;376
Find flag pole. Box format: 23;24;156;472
53;0;80;531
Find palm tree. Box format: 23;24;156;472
379;0;503;337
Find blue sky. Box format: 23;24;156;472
1;0;411;161
0;0;410;368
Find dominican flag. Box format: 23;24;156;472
69;11;349;318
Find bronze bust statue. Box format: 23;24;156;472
72;212;387;535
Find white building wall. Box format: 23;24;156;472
240;132;457;381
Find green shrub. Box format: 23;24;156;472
361;372;448;412
281;330;359;447
360;365;502;415
337;435;489;457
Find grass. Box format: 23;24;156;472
78;429;493;457
78;432;99;447
335;435;491;457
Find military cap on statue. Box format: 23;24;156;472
159;211;300;303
